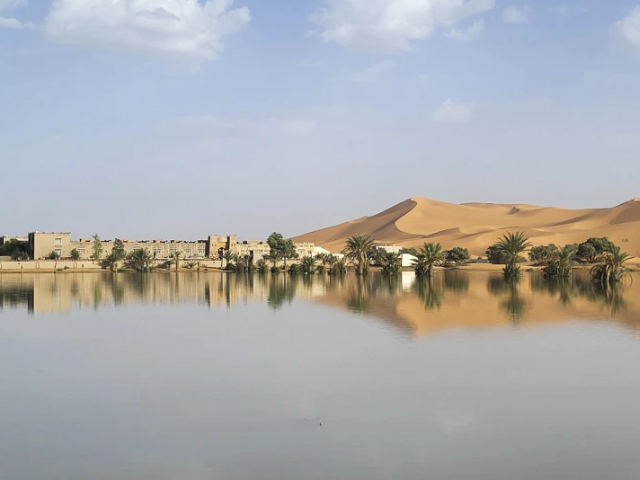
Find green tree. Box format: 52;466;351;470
577;237;616;263
91;234;103;261
329;256;347;276
172;251;182;271
590;246;632;287
446;247;470;266
343;235;374;275
222;250;235;270
370;247;386;266
282;239;298;269
70;248;80;261
529;244;559;265
486;245;510;265
0;239;29;260
300;256;316;275
125;248;153;272
495;231;532;278
264;250;279;270
104;239;127;272
255;259;268;273
47;250;60;260
543;245;577;278
379;251;401;276
112;239;126;260
267;232;286;255
412;242;445;277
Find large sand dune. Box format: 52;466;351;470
293;197;640;257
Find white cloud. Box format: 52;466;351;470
44;0;251;64
311;0;495;53
503;5;532;24
446;19;484;42
350;60;393;82
430;98;474;124
0;0;30;29
0;0;26;10
616;6;640;48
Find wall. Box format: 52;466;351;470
0;259;224;272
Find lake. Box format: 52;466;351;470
1;270;640;480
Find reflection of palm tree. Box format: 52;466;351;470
346;276;370;314
487;276;526;324
413;277;443;310
597;284;627;318
267;274;296;310
530;275;574;307
109;276;125;306
443;270;469;294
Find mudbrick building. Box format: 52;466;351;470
24;232;322;261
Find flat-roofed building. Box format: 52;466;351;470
24;232;315;262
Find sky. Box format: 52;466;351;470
1;0;640;241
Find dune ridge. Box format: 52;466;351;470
293;197;640;257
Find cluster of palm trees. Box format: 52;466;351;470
492;231;633;286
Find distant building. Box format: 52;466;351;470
25;232;316;261
375;245;403;254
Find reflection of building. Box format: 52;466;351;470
25;232;319;261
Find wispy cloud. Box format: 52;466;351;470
0;0;31;29
446;19;485;42
616;6;640;49
503;5;532;24
349;60;394;83
431;99;474;124
44;0;251;67
310;0;495;53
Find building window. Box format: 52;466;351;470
55;238;62;245
55;249;62;256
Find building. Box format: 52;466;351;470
0;235;28;247
25;232;317;262
375;245;403;254
27;232;238;261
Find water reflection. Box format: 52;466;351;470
487;277;527;324
1;271;639;335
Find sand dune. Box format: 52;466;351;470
294;197;640;257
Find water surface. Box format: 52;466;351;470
1;271;639;480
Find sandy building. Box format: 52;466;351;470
25;232;316;262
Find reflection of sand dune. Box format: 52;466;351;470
293;197;640;257
1;272;639;338
315;272;640;337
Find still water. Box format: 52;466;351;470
1;271;640;480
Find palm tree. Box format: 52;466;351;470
329;256;347;276
380;251;401;276
343;235;374;275
543;245;577;278
255;259;267;273
300;256;315;275
172;251;183;271
222;250;234;270
413;242;445;277
264;251;279;270
590;246;633;287
125;248;153;272
495;231;532;277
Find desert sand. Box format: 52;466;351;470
294;197;640;258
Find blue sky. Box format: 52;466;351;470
1;0;640;241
